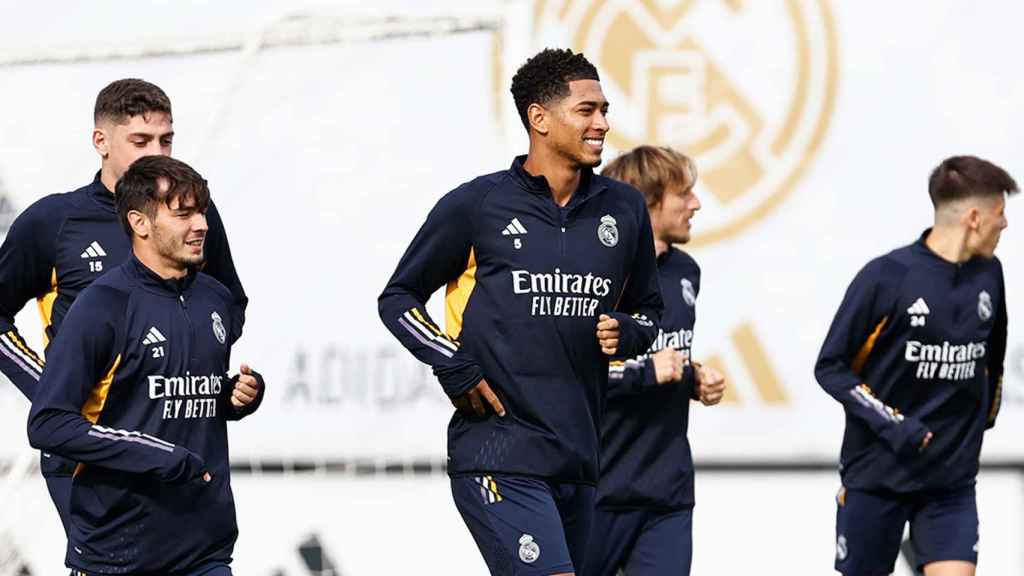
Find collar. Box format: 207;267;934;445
88;171;116;213
656;247;674;267
508;155;604;201
128;255;198;297
912;228;978;269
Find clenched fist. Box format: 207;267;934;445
596;314;621;355
230;364;262;409
696;364;726;406
651;348;686;384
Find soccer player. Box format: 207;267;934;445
581;146;725;576
378;48;663;575
815;155;1016;576
0;78;247;540
28;155;263;576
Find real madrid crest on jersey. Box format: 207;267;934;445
211;311;226;344
598;214;619;248
978;290;993;321
681;278;696;307
518;534;540;564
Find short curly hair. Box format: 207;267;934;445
510;48;600;132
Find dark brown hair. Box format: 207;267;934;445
928;155;1018;208
602;146;697;207
94;79;172;125
116;156;209;236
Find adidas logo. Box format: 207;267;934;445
142;327;167;346
501;218;528;236
908;297;930;327
80;241;107;259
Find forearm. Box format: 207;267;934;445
0;321;45;400
28;408;201;481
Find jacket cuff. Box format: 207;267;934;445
879;415;930;457
685;364;699;400
434;352;484;398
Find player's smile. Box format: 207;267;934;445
185;234;205;254
584;136;604;153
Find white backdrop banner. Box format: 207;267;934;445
0;0;1021;463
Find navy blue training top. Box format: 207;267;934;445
27;256;262;574
598;247;701;511
815;230;1007;493
0;174;247;477
379;156;664;484
0;173;246;400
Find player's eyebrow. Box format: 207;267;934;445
128;131;175;139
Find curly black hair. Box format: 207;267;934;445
510;48;600;132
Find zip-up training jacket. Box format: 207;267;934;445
379;156;663;484
0;173;247;476
27;256;262;574
598;247;701;511
815;230;1006;493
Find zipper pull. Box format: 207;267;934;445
179;294;187;309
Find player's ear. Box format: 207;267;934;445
127;209;151;239
962;205;981;231
93;125;109;159
527;103;549;136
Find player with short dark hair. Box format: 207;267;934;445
0;78;246;556
28;155;263;576
816;156;1017;576
509;48;600;131
581;146;725;576
379;48;663;575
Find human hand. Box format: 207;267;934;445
596;314;621;355
452;379;506;417
696;364;726;406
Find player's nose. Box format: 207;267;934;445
191;213;209;233
592;109;609;132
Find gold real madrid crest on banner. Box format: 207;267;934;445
527;0;838;247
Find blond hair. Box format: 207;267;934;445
601;146;697;207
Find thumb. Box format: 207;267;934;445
598;314;611;321
240;363;252;375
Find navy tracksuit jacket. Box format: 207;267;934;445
0;174;247;476
27;256;261;574
815;230;1007;493
598;247;701;511
379;156;664;484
